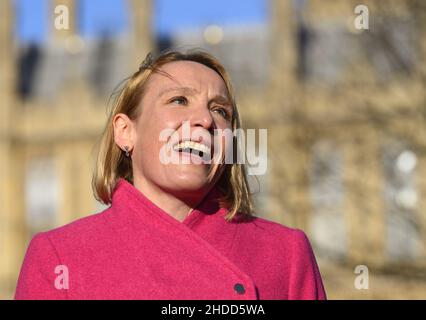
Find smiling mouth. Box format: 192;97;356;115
173;140;211;159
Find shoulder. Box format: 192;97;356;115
32;207;113;251
238;214;309;240
15;210;112;300
233;212;313;259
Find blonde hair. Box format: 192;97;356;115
92;49;253;221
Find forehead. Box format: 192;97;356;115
147;60;229;95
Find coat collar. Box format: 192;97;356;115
108;178;258;299
107;179;257;299
111;178;228;227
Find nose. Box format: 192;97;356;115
189;103;214;131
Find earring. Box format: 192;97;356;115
123;146;130;157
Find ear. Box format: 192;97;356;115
113;113;135;153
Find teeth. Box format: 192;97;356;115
173;141;210;156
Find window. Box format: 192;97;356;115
25;156;60;233
309;141;346;259
362;17;418;79
383;143;421;261
14;0;50;100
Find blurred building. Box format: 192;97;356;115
265;0;426;271
1;0;425;299
0;0;152;299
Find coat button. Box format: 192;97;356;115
234;283;245;294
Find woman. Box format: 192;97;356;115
15;50;326;300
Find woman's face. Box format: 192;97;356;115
127;61;233;200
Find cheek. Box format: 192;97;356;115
208;128;232;169
215;120;233;147
134;112;182;162
132;116;160;164
151;108;185;132
214;113;233;129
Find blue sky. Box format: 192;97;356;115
15;0;50;44
15;0;268;43
153;0;269;36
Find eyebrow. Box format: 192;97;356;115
158;87;233;106
158;86;199;98
209;94;233;108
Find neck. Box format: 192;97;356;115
133;176;207;222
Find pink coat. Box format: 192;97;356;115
15;178;326;300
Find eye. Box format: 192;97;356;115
169;96;188;105
212;107;231;120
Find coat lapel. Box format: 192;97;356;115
108;179;257;299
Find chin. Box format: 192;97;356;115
176;177;210;191
169;170;212;191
